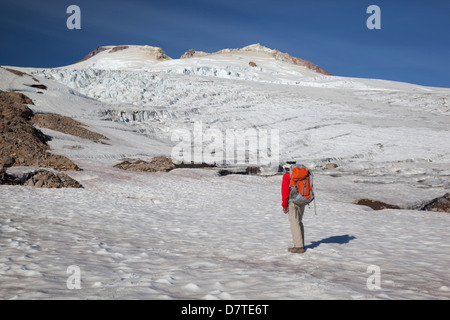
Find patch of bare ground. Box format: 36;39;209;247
353;199;401;210
114;156;219;173
353;194;450;213
109;45;129;53
1;66;40;82
33;113;109;144
0;90;80;171
23;169;82;188
114;156;175;172
417;193;450;213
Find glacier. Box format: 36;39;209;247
0;44;449;300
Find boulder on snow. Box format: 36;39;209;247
418;193;450;213
114;156;176;172
23;169;82;188
353;199;401;210
0;170;21;185
325;163;338;170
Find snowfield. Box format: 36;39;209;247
0;45;449;300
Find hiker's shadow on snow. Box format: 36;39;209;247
306;234;356;250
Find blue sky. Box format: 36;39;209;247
1;0;449;88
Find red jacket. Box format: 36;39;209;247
281;172;290;209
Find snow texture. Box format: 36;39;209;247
0;45;449;300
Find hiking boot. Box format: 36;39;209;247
288;247;305;253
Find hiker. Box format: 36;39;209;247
282;162;306;253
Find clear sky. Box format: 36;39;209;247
1;0;449;88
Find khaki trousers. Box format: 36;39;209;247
288;202;305;248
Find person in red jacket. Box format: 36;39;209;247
282;162;305;253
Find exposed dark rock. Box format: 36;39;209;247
246;166;261;175
29;84;47;90
354;194;450;213
180;49;210;59
218;166;261;176
109;45;129;53
0;171;21;185
174;162;216;169
75;46;109;63
1;156;15;169
1;67;40;82
0;90;80;171
33;113;109;144
180;44;332;75
181;49;196;58
353;199;401;210
114;156;176;172
418;193;450;213
23;169;82;188
0;90;34;106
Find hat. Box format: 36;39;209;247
283;160;296;170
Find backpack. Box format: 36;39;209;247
289;164;314;206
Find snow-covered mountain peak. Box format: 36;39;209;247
66;45;171;70
180;43;332;75
66;43;331;76
1;40;450;300
241;43;276;53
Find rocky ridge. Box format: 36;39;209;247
180;43;332;75
71;43;331;75
75;45;171;64
0;91;79;171
0;89;108;188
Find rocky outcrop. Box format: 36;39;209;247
76;46;109;63
353;199;401;210
218;166;262;176
274;51;332;76
180;49;210;59
1;66;39;83
0;91;80;171
23;169;82;188
353;194;450;213
0;165;21;185
0;156;20;185
33;113;109;144
114;156;176;172
109;45;129;53
1;167;82;188
418;193;450;213
76;45;171;64
325;163;338;169
0;156;15;169
180;43;332;76
142;46;171;61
